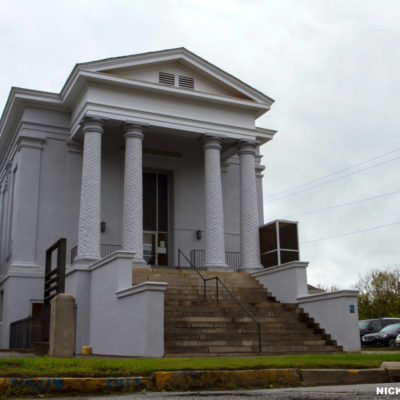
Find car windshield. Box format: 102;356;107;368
380;323;400;333
359;320;370;329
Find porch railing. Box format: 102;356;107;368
70;243;122;264
178;249;261;353
190;249;240;271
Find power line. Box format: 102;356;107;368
264;154;400;203
265;146;400;202
284;189;400;219
301;220;400;245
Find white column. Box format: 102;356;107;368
238;141;263;272
76;118;103;262
122;123;146;265
203;136;228;270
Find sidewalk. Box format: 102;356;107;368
1;362;399;396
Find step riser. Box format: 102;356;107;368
132;267;342;355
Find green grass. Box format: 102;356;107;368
0;353;400;377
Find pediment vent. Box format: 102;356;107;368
178;75;194;89
159;72;175;86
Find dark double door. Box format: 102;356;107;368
143;172;169;266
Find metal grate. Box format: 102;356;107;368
159;72;175;86
178;75;194;89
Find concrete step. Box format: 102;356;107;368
132;267;342;356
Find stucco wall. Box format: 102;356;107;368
88;253;167;356
252;261;309;303
298;291;361;352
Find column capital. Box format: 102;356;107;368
81;117;105;135
237;140;257;156
124;122;147;140
203;135;222;151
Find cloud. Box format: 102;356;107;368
1;0;400;287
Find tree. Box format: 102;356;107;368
356;266;400;320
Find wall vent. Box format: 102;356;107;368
159;72;175;86
178;75;194;89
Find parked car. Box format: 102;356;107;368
361;323;400;347
359;318;400;338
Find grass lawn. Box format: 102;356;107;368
0;353;400;377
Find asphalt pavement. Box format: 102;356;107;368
16;383;400;400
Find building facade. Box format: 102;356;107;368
0;49;360;354
0;48;276;349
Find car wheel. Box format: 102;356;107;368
389;339;396;348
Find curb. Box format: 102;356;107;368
154;369;301;390
0;376;152;396
0;364;399;396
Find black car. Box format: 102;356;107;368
359;318;400;338
361;323;400;347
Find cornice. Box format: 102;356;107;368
0;88;67;164
17;133;46;152
72;101;274;143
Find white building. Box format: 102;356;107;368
0;48;360;355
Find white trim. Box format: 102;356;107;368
251;261;309;278
297;289;359;303
9;261;39;268
89;250;135;271
71;102;273;143
115;281;168;299
0;271;43;285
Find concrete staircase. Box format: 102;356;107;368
132;268;342;356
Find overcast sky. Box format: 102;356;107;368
1;0;400;288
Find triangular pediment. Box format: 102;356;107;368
100;61;252;100
75;48;274;105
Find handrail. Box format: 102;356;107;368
178;249;262;353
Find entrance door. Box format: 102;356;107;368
143;172;169;266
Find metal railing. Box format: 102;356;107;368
225;251;240;271
178;248;261;352
190;249;240;271
71;243;122;264
9;316;42;349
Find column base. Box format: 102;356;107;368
204;262;229;271
238;264;264;273
132;256;149;268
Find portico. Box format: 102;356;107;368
73;115;265;272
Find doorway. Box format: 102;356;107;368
143;172;169;266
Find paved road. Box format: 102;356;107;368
18;383;400;399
